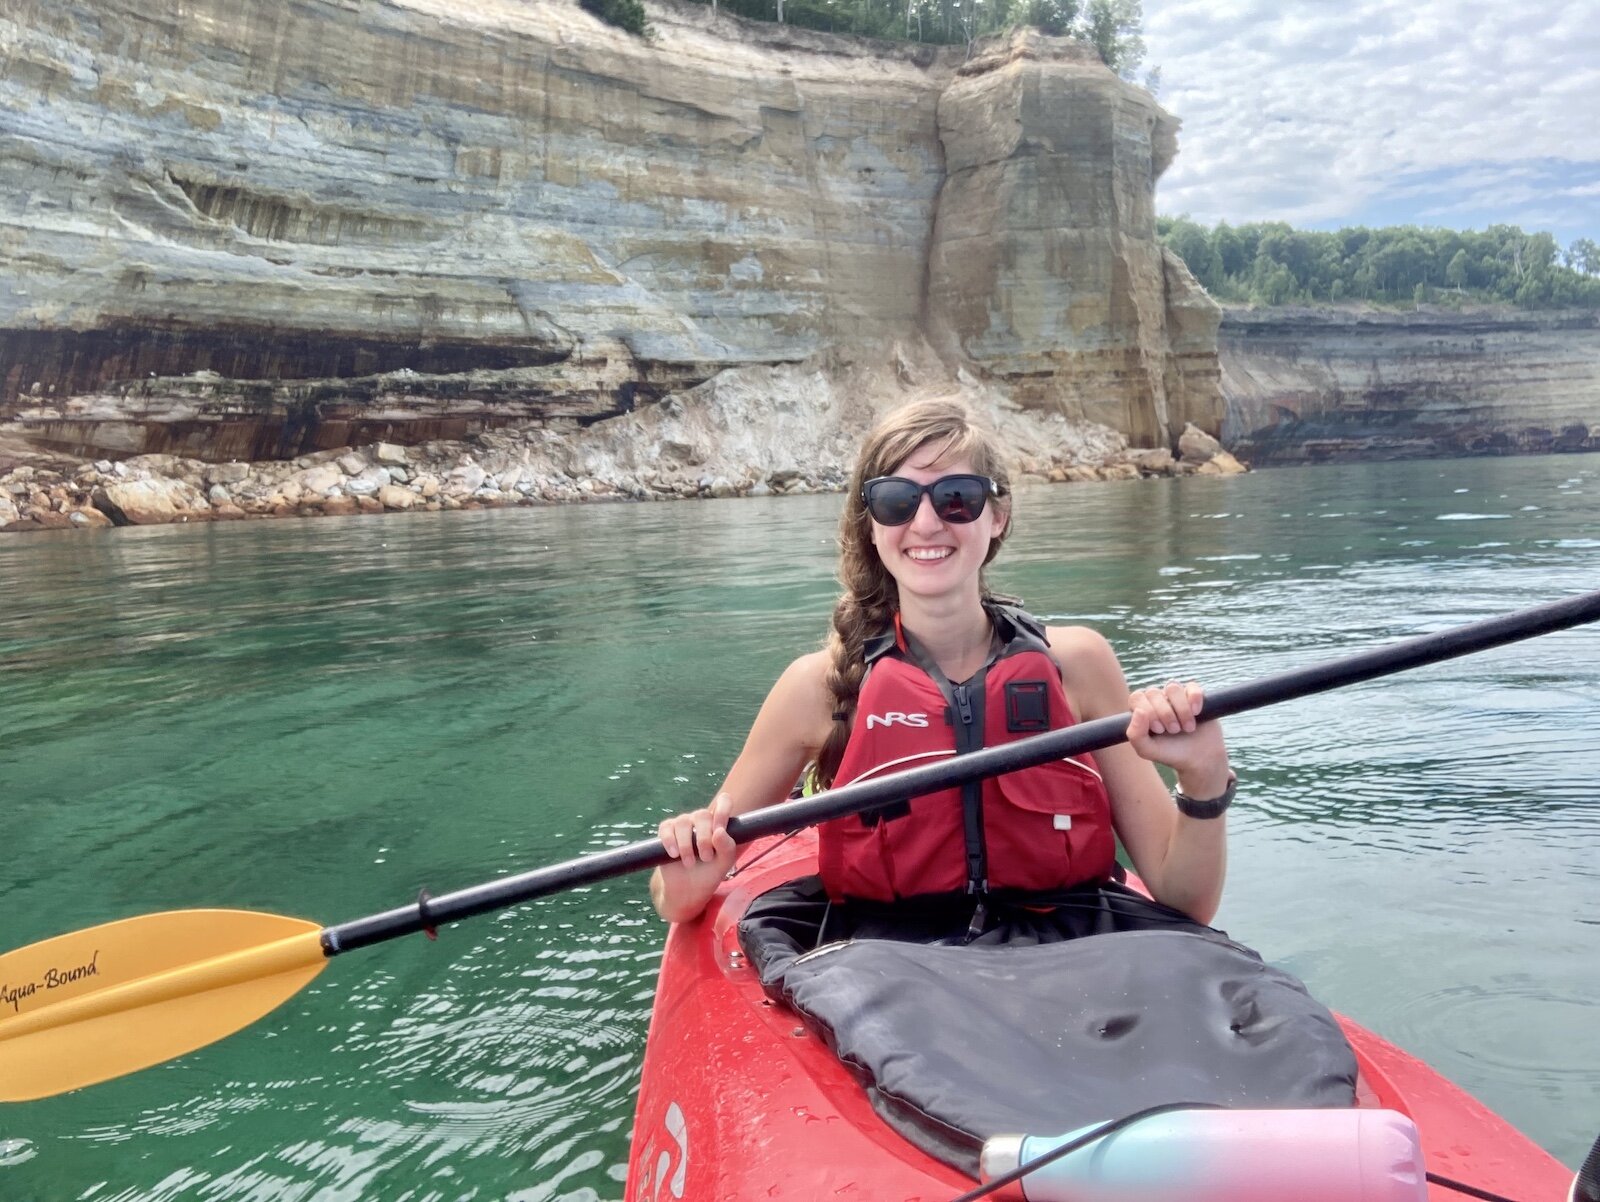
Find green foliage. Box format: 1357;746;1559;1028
1084;0;1143;76
1024;0;1080;37
580;0;649;36
1156;216;1600;311
678;0;1138;56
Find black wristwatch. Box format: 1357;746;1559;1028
1173;770;1237;820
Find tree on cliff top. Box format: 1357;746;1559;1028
1022;0;1080;37
1085;0;1144;76
1562;238;1599;277
1158;216;1600;311
678;0;1146;66
580;0;650;37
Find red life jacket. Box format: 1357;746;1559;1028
817;605;1116;903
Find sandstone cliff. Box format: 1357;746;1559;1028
0;0;1215;475
1220;307;1600;463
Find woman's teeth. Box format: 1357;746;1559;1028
906;548;953;561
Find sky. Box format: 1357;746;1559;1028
1144;0;1600;249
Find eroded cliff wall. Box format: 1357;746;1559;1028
1220;308;1600;463
926;38;1219;448
0;0;1213;463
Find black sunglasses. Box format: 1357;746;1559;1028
860;474;1000;526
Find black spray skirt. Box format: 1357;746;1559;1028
737;875;1359;1178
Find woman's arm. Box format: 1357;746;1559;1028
650;651;834;923
1049;626;1231;925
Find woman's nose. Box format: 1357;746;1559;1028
907;491;945;531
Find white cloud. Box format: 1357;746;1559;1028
1146;0;1600;242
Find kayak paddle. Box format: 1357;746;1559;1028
3;586;1598;1102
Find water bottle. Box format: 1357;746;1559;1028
978;1108;1426;1202
1571;1127;1600;1202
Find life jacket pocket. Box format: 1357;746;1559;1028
990;756;1105;818
986;757;1115;890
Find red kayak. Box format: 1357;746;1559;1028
626;831;1575;1202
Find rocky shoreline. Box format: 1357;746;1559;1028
1;361;1244;535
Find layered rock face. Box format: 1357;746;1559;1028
1221;308;1600;463
927;40;1219;448
0;0;1213;465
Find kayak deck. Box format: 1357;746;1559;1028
627;833;1572;1201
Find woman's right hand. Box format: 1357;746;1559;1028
652;792;738;922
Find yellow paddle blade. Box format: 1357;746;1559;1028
0;909;328;1102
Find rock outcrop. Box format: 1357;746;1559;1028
924;38;1220;447
1;340;1252;532
0;0;1216;472
1220;307;1600;463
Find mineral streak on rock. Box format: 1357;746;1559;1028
0;0;1215;465
1221;308;1600;463
0;324;575;400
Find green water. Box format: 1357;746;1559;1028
2;454;1598;1199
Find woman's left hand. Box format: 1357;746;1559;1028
1126;681;1232;798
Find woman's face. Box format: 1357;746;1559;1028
867;445;1007;602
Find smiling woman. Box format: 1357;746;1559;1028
651;397;1234;931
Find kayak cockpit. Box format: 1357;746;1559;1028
738;876;1359;1177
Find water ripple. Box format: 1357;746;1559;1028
3;454;1599;1190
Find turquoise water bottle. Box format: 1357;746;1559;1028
978;1108;1426;1202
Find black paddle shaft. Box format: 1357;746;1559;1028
322;587;1600;955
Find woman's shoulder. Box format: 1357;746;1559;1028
768;649;834;708
1041;623;1118;665
782;648;832;682
1042;624;1128;715
755;650;836;752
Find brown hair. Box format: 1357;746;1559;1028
812;399;1013;789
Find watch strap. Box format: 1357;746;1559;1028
1173;770;1237;820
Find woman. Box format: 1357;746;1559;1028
650;398;1233;932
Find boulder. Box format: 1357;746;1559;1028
337;452;369;476
93;478;211;525
1128;447;1176;475
298;465;343;495
343;467;389;497
205;462;250;486
444;463;486;496
1194;450;1248;476
126;455;205;486
373;442;410;466
377;484;417;510
1178;422;1224;465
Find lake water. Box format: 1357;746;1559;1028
2;453;1597;1199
